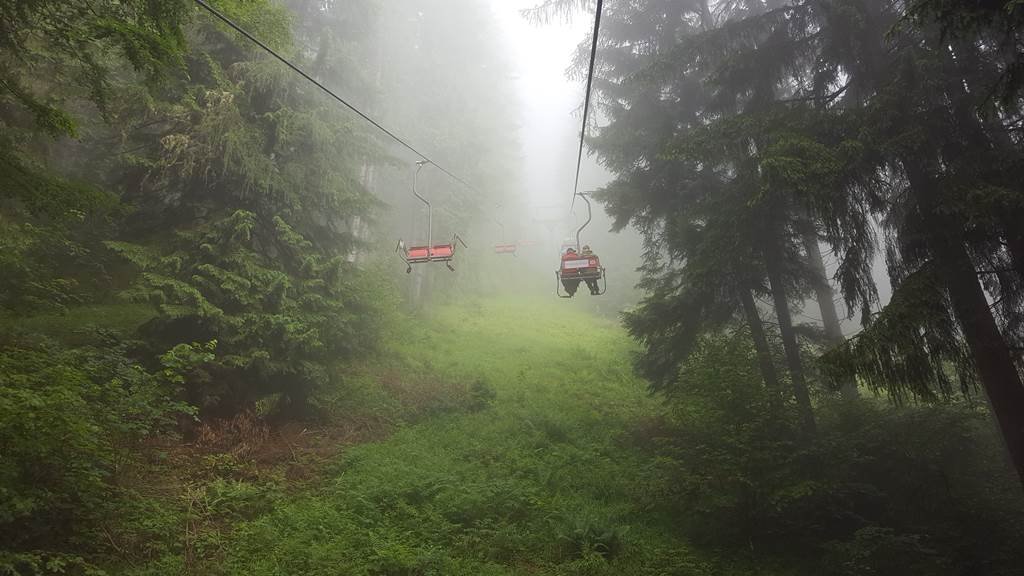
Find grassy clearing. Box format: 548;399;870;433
143;297;715;575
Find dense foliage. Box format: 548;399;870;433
1;0;444;568
540;0;1024;478
535;0;1024;571
0;338;199;569
646;329;1023;574
3;0;1023;573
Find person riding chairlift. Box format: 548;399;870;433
580;245;600;295
560;247;581;296
560;245;601;296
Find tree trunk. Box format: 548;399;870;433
739;285;781;393
765;234;817;435
904;157;1024;489
855;22;1024;485
1007;235;1024;280
945;43;1024;282
802;232;859;398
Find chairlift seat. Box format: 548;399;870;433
430;244;455;259
406;246;430;262
405;244;455;263
397;234;465;272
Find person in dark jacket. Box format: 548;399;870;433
560;247;581;296
580;245;601;295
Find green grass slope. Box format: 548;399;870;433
202;298;713;576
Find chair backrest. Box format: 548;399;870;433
431;244;454;258
407;246;431;259
561;257;597;271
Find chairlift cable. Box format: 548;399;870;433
192;0;478;193
569;0;604;213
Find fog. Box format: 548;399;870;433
336;0;645;314
487;0;608;205
344;0;881;327
5;1;1023;571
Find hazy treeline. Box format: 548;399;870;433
0;0;517;569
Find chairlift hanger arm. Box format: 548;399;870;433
570;0;604;213
412;161;431;250
575;192;593;252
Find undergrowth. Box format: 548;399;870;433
119;297;715;575
7;298;1019;575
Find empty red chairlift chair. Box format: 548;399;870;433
492;219;517;256
396;161;467;273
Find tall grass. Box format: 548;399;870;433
198;297;714;576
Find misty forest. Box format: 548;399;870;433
4;0;1024;574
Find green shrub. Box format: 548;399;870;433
0;337;196;560
648;330;1024;573
555;509;628;561
0;550;107;576
108;213;395;416
821;526;951;576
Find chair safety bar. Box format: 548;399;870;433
555;266;607;298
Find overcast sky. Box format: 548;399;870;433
486;0;609;213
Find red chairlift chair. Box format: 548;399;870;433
396;161;468;273
396;235;466;273
492;219;517;256
557;252;606;297
556;192;607;298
